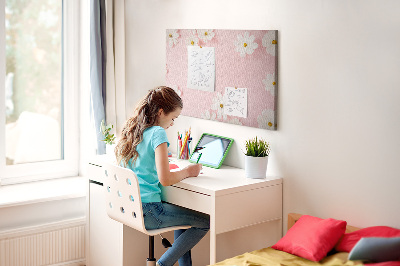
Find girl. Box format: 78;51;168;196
115;86;210;266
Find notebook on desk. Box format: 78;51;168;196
169;163;180;171
168;157;189;171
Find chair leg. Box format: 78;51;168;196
147;260;156;266
147;235;156;265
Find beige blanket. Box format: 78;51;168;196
210;247;364;266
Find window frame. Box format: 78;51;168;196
0;0;80;185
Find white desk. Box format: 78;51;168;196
86;155;282;265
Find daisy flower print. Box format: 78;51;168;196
197;29;215;43
257;109;275;129
166;29;179;48
186;34;199;46
201;110;217;121
262;73;276;96
262;31;276;56
211;92;227;120
235;32;258;57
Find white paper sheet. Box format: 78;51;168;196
187;46;215;92
223;87;248;118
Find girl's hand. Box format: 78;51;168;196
184;163;202;177
155;143;202;185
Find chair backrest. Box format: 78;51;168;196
103;163;148;234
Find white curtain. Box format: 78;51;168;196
90;0;125;154
90;0;106;154
105;0;126;139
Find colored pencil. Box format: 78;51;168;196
196;153;202;164
179;132;188;159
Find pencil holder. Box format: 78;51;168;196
177;129;191;160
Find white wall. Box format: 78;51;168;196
124;0;400;229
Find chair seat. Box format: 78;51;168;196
145;225;191;236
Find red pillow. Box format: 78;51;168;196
336;226;400;252
271;215;347;261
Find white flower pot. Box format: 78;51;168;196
245;155;268;179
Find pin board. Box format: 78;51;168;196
166;29;278;130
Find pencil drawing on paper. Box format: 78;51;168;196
187;46;215;92
224;87;247;118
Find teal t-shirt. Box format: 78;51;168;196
126;126;169;203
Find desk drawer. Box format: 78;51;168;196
161;186;211;215
215;183;282;234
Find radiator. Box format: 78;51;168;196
0;218;85;266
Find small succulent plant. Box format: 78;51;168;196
245;137;270;157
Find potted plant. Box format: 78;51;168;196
244;137;270;179
100;119;116;154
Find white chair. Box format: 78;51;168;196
103;163;190;266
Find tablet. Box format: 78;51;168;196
189;133;234;169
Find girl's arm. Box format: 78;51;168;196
155;142;201;186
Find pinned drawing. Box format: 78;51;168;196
187;46;215;92
224;87;247;118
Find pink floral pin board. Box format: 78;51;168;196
166;29;278;130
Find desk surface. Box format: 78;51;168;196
168;158;282;197
89;155;282;197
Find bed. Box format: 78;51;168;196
209;213;400;266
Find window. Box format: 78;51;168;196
0;0;79;185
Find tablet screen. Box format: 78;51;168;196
189;133;234;169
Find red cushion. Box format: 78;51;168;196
271;215;347;261
336;226;400;252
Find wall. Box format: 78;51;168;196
124;0;400;230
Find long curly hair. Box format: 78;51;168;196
115;86;183;166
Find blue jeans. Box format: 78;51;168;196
142;202;210;266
